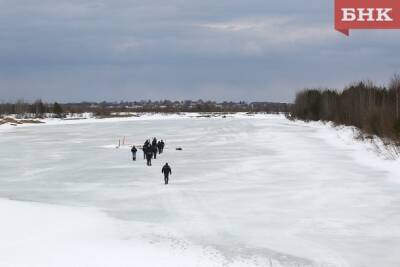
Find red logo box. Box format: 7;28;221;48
335;0;400;35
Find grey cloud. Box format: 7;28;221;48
0;0;399;102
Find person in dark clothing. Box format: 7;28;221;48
152;137;157;147
157;141;162;154
145;150;153;166
162;163;172;184
143;140;150;159
131;146;137;161
160;140;165;153
142;145;146;159
152;144;158;159
144;140;149;147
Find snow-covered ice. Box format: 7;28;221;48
0;114;399;267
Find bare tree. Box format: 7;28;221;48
291;79;400;141
389;73;400;120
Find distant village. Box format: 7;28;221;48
0;100;291;118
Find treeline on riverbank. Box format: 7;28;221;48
290;75;400;142
0;100;291;118
0;101;64;118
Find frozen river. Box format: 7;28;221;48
0;114;399;267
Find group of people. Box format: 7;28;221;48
130;137;172;184
130;137;165;164
142;138;165;165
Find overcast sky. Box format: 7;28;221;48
0;0;399;103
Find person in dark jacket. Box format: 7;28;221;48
143;140;150;159
160;140;165;153
162;163;172;184
157;141;162;154
152;137;157;147
152;144;158;159
145;150;153;166
144;140;150;148
131;146;137;161
142;145;146;159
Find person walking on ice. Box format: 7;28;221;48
162;163;172;184
152;137;157;147
157;141;162;154
131;146;137;161
143;140;150;159
160;140;165;153
146;149;153;166
152;143;158;159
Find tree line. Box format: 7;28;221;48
0;100;291;117
0;100;63;118
290;75;400;141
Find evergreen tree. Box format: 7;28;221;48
53;102;63;118
33;100;46;117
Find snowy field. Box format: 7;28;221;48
0;114;399;267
